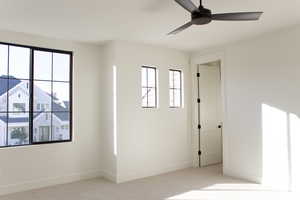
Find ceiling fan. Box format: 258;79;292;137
168;0;263;35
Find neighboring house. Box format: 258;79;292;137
0;75;70;146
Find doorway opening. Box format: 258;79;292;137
194;60;223;168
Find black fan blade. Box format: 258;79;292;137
168;21;193;35
174;0;198;13
212;12;263;21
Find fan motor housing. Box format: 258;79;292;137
192;7;212;25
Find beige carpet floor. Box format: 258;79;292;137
0;165;298;200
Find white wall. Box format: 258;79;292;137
99;43;118;182
191;25;300;189
0;32;192;194
3;23;300;194
0;30;103;195
111;41;192;183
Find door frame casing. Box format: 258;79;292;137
190;51;228;169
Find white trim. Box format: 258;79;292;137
0;169;102;196
8;81;29;97
116;161;192;183
190;51;228;171
0;161;192;196
7;122;28;127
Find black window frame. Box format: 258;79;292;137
169;69;182;108
141;66;157;108
0;41;73;148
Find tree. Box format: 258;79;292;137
11;128;27;144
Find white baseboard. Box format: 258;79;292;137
0;162;192;196
117;161;192;183
223;167;262;184
0;169;102;196
101;170;117;182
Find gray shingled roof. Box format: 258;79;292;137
0;109;69;124
0;76;21;96
0;115;28;123
33;109;69;122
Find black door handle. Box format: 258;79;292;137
218;125;222;129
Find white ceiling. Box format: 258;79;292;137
0;0;299;51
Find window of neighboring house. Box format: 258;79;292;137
0;42;72;148
13;103;26;112
169;69;182;108
141;66;157;108
41;104;45;111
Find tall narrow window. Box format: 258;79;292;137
0;42;72;148
169;69;182;108
33;51;71;143
141;66;157;108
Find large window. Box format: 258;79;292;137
141;66;157;108
0;42;72;148
169;69;182;108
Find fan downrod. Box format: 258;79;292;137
199;0;203;8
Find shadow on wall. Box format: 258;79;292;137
261;103;300;191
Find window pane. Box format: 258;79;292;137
9;46;30;79
148;88;156;107
0;78;8;112
34;50;52;80
52;82;70;111
8;80;29;112
52;112;70;141
8;113;29;146
53;53;70;81
169;89;174;107
148;68;156;87
169;71;174;88
34;81;52;112
141;67;147;87
0;44;8;77
0;43;73;147
173;71;181;89
33;112;51;142
174;89;181;107
142;88;148;107
0;113;7;146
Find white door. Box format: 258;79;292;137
198;64;222;167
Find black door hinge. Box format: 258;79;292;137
198;150;202;156
197;98;200;103
197;73;200;77
198;124;201;129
